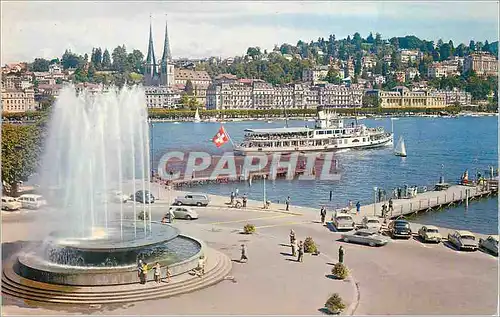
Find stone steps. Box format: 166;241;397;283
1;248;232;304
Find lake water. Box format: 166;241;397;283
151;116;499;234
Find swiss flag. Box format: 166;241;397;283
212;125;229;148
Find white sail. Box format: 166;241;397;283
194;108;201;123
394;136;407;157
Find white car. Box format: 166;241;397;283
17;194;47;209
1;196;22;211
333;213;355;231
479;235;498;256
169;206;199;220
447;230;478;251
109;190;129;203
361;216;382;232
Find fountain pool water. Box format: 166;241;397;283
13;85;204;286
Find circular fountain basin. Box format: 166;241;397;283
15;222;205;286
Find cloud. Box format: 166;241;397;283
1;1;498;64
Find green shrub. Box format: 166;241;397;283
138;210;150;220
303;236;318;253
331;262;349;280
325;293;346;314
243;224;256;234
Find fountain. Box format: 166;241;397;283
7;85;207;287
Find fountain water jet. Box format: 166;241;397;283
13;85;204;286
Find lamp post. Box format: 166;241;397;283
373;186;378;216
263;174;267;208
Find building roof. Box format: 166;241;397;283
244;127;313;134
215;73;238;80
175;69;211;81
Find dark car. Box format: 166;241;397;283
388;219;412;239
131;190;155;204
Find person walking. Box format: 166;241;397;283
291;239;298;256
153;262;161;284
137;259;145;284
164;266;172;283
356;201;361;214
286;196;291;211
235;188;239;197
320;207;326;224
141;262;149;284
289;229;296;245
338;246;344;264
240;244;248;263
297;241;304;262
388;198;394;212
242;194;248;208
230;191;235;205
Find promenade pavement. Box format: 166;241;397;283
2;182;498;315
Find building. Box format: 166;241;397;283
1;87;36;113
145;86;181;108
174;69;211;105
302;66;329;84
400;49;422;63
1;74;33;90
405;68;420;81
143;19;175;87
74;83;105;95
362;55;377;70
366;86;446;108
394;71;406;82
207;80;363;110
432;89;472;106
427;63;447;79
463;52;498;77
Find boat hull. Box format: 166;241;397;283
233;135;393;156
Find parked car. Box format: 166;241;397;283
418;225;442;243
109;190;129;203
479;235;498;256
333;213;355;231
174;194;210;207
1;196;22;211
361;216;382;232
131;190;155;204
169;206;199;220
17;194;47;209
447;230;478;251
388;219;412;239
341;229;389;247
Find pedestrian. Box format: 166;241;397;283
141;262;148;284
291;239;298;256
356;201;361;214
165;266;172;283
286;196;290;211
240;244;248;263
338;246;344;264
320;207;326;224
242;194;248;208
230;191;235;205
196;256;206;277
153;261;161;284
381;204;387;218
388;198;394;212
297;241;304;262
289;229;296;245
235;188;239;196
137;259;144;284
348;200;353;211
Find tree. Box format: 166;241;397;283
112;45;129;72
127;49;144;73
91;47;103;70
247;47;261;59
483;40;490;52
455;44;466;57
184;79;194;95
324;67;341;84
439;43;453;61
30;58;50;72
469;40;476;52
1;125;42;196
367;32;374;44
102;49;112;70
61;50;81;69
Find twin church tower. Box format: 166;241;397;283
144;17;174;87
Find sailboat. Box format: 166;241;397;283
194;108;201;123
394;136;407;157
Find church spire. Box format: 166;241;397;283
145;14;158;85
161;16;172;62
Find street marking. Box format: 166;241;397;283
253;220;313;229
208;214;294;225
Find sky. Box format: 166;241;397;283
1;1;499;64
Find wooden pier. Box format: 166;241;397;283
356;180;498;220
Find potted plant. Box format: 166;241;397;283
331;262;349;280
243;223;256;234
325;293;346;314
303;236;318;254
